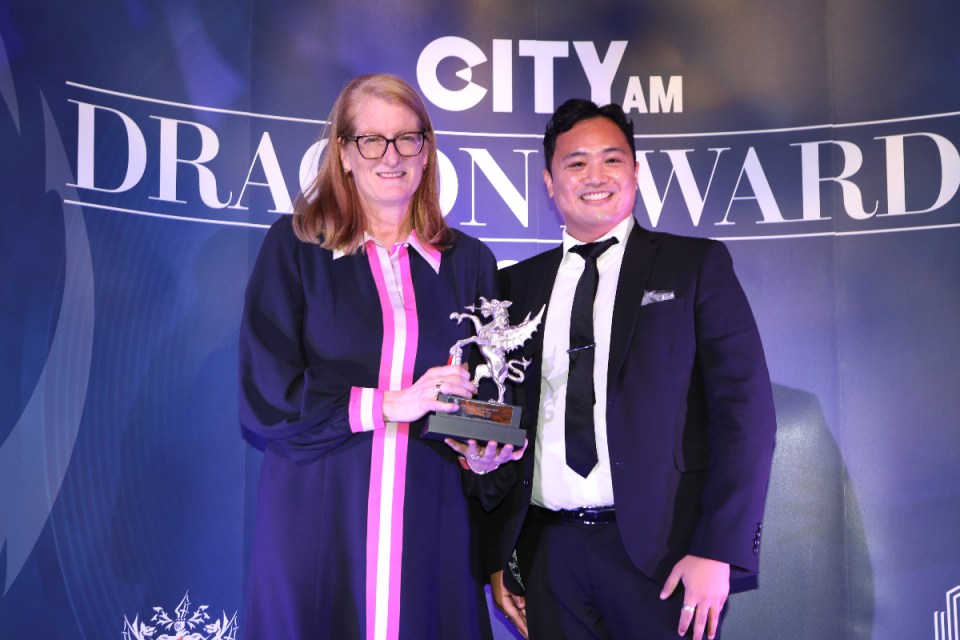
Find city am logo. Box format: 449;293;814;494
122;592;238;640
935;585;960;640
416;36;682;114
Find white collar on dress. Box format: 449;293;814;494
333;229;442;274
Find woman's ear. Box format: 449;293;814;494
340;142;352;174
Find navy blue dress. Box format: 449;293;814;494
239;216;498;640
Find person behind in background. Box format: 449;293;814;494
239;73;522;640
484;99;777;640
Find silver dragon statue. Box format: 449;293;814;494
448;297;545;404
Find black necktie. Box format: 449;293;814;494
565;237;618;478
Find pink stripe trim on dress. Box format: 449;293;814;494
363;240;418;640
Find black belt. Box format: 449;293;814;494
531;504;616;525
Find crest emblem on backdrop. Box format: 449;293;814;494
121;592;238;640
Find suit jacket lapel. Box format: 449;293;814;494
608;224;658;387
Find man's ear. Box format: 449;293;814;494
543;168;554;198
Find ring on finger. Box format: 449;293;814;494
435;378;443;398
681;604;696;614
470;452;481;460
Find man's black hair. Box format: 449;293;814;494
543;99;636;173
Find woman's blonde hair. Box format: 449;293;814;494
292;73;453;252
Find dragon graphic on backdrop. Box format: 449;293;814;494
0;29;95;597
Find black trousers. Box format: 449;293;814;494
516;508;719;640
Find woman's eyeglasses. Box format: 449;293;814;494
343;131;426;159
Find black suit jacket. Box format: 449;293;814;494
483;222;777;587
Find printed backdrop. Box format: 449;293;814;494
1;1;958;639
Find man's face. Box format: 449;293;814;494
544;117;639;242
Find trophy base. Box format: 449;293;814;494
422;394;526;447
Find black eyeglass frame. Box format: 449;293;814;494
342;131;428;159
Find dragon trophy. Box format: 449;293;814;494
424;297;544;447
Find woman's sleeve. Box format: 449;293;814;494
238;221;381;462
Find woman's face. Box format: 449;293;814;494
340;96;428;219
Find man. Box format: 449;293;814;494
485;99;776;640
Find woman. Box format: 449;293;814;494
239;73;521;639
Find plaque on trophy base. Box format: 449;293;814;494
422;393;525;447
423;297;544;448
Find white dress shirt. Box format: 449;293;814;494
532;215;634;510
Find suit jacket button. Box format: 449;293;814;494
523;479;531;487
